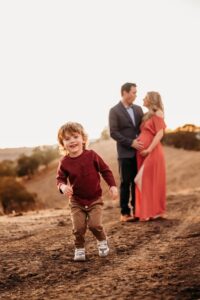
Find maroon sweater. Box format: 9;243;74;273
56;149;116;206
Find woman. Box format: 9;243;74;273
134;91;166;221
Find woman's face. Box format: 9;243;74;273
143;94;151;108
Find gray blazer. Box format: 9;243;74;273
109;101;144;158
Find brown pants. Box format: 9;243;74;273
69;198;106;248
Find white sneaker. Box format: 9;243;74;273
74;248;86;261
97;240;109;257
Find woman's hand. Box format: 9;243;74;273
140;149;151;157
110;186;118;200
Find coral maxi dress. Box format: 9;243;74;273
135;114;166;220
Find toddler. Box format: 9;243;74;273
56;122;118;261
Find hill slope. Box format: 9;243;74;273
24;139;200;208
0;147;33;161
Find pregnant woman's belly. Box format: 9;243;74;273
137;131;154;149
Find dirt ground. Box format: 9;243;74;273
0;188;200;300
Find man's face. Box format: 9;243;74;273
123;86;137;105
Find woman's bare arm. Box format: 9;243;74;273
140;129;164;156
147;129;164;152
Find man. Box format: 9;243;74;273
109;82;144;222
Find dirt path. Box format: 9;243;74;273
0;190;200;300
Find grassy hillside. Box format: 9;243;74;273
0;147;33;161
23;139;200;209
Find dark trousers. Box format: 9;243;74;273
118;156;138;215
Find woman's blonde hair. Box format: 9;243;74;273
143;91;164;121
57;122;88;155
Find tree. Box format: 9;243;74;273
101;127;110;140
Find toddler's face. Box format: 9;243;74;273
62;132;84;157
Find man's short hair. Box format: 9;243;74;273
121;82;137;96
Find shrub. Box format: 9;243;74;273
162;131;200;151
32;146;59;167
0;160;16;177
16;146;59;177
0;177;37;214
16;154;40;177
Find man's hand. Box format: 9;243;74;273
60;184;73;198
110;186;118;200
132;139;144;151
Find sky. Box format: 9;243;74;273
0;0;200;148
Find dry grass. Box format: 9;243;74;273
21;139;200;208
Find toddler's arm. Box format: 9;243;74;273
56;161;68;193
109;186;118;200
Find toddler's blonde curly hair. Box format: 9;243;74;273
57;122;88;155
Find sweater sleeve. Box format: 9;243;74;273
56;160;68;193
93;151;117;187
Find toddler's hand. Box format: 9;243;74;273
110;186;118;200
60;184;73;198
